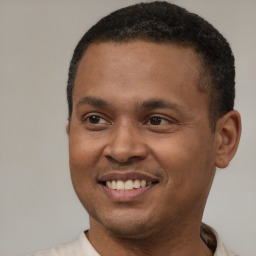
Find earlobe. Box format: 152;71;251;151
215;110;241;168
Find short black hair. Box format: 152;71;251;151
67;1;235;130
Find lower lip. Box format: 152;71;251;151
100;184;157;202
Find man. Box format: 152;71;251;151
32;1;241;255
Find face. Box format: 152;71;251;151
68;41;218;238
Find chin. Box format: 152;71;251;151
105;224;155;240
95;213;162;240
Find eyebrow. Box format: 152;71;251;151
76;96;181;112
140;99;180;112
76;96;110;108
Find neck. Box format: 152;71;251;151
86;218;213;256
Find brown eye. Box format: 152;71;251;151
83;114;110;131
149;117;163;125
88;115;101;124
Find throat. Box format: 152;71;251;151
87;218;213;256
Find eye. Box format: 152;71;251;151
88;115;102;124
86;115;108;124
148;116;169;125
82;114;111;131
82;114;110;128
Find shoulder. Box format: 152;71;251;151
213;231;238;256
29;232;100;256
200;223;239;256
29;236;83;256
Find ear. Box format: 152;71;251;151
66;122;70;136
215;110;241;168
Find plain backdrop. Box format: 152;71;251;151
0;0;255;255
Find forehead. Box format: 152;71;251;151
75;41;202;87
80;41;201;73
73;41;207;112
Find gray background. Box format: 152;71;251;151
0;0;255;255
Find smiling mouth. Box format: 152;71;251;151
99;179;159;191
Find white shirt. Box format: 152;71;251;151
30;230;237;256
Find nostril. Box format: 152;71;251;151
105;155;122;164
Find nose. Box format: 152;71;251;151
103;124;148;163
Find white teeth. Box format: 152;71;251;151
141;180;146;187
112;180;117;189
105;179;155;190
134;179;140;188
116;180;125;191
106;181;112;189
124;180;133;190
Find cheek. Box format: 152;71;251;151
150;134;215;216
151;132;213;187
68;133;101;206
68;131;104;196
153;135;196;168
69;130;104;172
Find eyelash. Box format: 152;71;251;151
83;114;110;125
83;113;174;126
146;115;171;126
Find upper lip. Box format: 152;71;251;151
98;172;160;182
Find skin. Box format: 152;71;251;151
67;41;241;256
